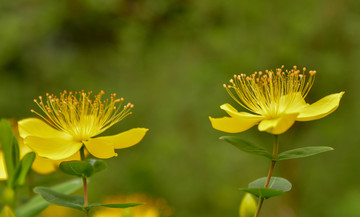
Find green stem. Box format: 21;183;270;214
254;135;279;217
80;146;89;217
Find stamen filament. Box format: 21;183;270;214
224;66;316;118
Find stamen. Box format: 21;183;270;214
225;66;316;118
31;90;133;141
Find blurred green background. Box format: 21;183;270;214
0;0;359;216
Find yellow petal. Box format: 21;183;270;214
210;104;263;133
209;116;263;133
19;140;32;158
296;92;345;121
18;118;68;138
52;151;82;166
83;138;117;159
258;113;298;135
31;156;57;174
61;151;82;161
95;128;149;149
24;136;82;160
0;151;8;180
279;92;308;114
220;103;263;119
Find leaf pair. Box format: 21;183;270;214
33;187;142;211
220;136;333;161
241;177;292;199
59;159;107;178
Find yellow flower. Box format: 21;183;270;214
93;194;173;217
18;90;148;160
209;66;344;134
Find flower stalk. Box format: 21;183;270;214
80;146;89;217
254;135;279;217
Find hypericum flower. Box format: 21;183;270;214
18;90;148;160
209;66;344;134
92;194;173;217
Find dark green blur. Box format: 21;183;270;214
0;0;359;217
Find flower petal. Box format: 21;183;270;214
83;138;117;159
18;118;68;138
296;92;345;121
279;92;308;114
83;128;148;159
209;116;263;133
0;151;7;180
210;104;263;133
220;103;263;118
95;128;149;149
258;113;299;135
24;136;82;160
31;156;57;174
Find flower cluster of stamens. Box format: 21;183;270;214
32;90;133;140
224;66;316;117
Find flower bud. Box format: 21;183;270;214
239;193;257;217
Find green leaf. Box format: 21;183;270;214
276;146;334;161
248;177;292;192
33;187;84;210
219;136;272;159
12;152;36;187
87;203;144;208
240;188;284;199
60;160;94;177
12;136;20;169
0;119;19;186
0;206;16;217
15;179;83;217
87;159;107;174
240;177;292;199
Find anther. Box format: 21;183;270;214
309;70;317;76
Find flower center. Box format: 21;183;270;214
224;66;316;118
31;90;133;141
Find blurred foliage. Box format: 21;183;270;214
0;0;359;217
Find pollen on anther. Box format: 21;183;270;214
309;70;317;76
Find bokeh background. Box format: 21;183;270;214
0;0;359;217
